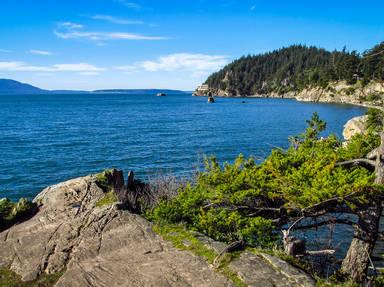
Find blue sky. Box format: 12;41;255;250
0;0;383;90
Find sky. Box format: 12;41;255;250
0;0;383;91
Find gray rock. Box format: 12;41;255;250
0;175;233;287
343;115;368;141
228;251;315;287
260;253;316;287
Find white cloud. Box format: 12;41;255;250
138;53;229;72
117;0;141;9
53;22;167;42
0;61;106;73
29;49;53;56
0;62;23;69
59;22;83;29
116;65;138;73
114;53;229;79
91;15;144;25
53;63;105;72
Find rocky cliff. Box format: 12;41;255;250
0;172;315;287
195;81;384;109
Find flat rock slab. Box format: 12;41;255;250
0;176;232;287
228;251;315;287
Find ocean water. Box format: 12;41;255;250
0;93;366;201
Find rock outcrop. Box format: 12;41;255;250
343;115;368;141
0;175;232;286
196;81;384;109
0;173;315;287
295;81;384;107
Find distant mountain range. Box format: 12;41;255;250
0;79;189;95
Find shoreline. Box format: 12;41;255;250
194;93;384;111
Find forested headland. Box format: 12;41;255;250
201;42;384;99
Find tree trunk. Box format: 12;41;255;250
341;132;384;281
341;204;382;281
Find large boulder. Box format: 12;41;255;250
343;115;368;141
0;174;233;287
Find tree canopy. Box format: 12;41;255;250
204;42;384;95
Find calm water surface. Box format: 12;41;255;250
0;93;366;201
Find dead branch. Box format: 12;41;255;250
335;159;376;168
306;250;335;256
293;218;355;231
213;240;245;266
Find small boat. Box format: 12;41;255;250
156;93;166;97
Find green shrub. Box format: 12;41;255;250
0;198;36;231
366;93;382;102
366;108;384;133
95;169;114;192
149;112;381;250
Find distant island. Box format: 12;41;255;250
0;79;189;95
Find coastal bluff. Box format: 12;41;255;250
0;173;315;287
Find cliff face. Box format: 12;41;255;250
0;173;315;287
195;81;384;109
295;81;384;107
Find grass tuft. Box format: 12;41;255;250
95;191;118;208
0;268;64;287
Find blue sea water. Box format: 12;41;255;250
0;93;366;201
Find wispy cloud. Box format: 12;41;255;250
116;0;141;9
0;49;11;53
116;65;138;73
139;53;229;72
0;61;105;73
59;22;83;29
116;53;230;77
250;5;256;11
91;15;144;25
29;49;53;56
53;22;167;42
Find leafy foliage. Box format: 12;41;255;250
366;108;384;133
150;113;381;248
204;43;384;95
95;169;114;192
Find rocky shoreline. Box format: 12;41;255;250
0;171;315;287
195;81;384;111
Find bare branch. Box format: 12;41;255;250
213;240;245;266
306;250;335;256
293;218;355;230
287;216;305;234
336;159;376;168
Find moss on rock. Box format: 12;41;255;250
0;268;64;287
95;191;118;207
